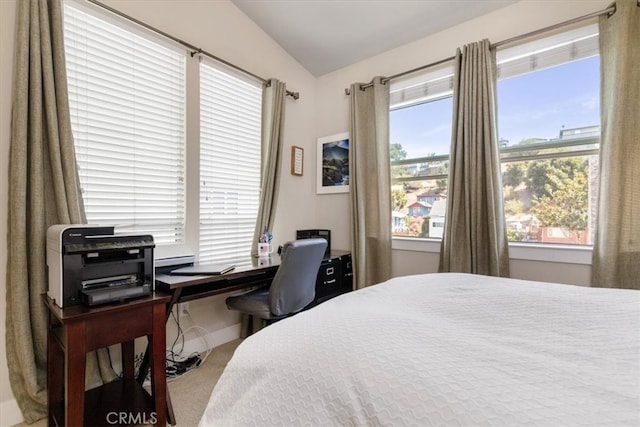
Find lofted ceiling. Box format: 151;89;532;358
231;0;519;76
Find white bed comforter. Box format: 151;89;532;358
200;273;640;426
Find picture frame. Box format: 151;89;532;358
291;146;304;176
316;132;349;194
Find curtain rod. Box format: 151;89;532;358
345;4;617;95
86;0;300;100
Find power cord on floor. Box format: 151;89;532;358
160;304;213;382
166;352;202;379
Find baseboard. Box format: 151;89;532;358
0;397;24;426
177;323;242;358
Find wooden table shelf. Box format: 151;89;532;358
44;293;170;426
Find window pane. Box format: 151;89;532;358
392;180;448;238
64;1;186;245
199;61;262;265
390;97;452;238
391;97;453;159
497;56;600;146
497;56;600;245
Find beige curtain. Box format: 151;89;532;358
252;79;286;254
592;0;640;289
244;79;285;335
6;0;114;422
349;77;392;289
439;39;510;277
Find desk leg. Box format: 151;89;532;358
122;340;135;380
65;321;87;426
138;291;179;425
150;303;168;426
137;290;181;383
47;324;64;426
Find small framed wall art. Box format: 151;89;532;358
316;132;349;194
291;146;304;176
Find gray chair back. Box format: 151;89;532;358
268;238;327;316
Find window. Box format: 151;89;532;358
390;63;454;238
390;24;600;246
199;61;262;264
496;24;600;245
63;1;264;261
64;1;186;245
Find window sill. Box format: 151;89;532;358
392;237;593;265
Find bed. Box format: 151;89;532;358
199;273;640;426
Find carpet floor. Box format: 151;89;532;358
14;338;242;427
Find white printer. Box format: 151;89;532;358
46;225;155;307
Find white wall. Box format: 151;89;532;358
0;0;18;422
314;0;610;283
0;0;610;423
0;0;318;424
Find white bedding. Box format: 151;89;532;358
200;273;640;426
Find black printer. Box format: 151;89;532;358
46;225;155;307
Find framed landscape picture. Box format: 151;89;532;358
317;132;349;194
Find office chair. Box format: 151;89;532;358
226;238;328;334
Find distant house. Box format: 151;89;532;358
559;125;600;140
392;211;407;233
429;199;448;239
541;227;588;244
417;189;446;206
407;201;431;217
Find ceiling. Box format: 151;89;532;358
231;0;519;76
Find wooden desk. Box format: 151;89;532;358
44;292;170;426
145;251;351;425
155;255;281;315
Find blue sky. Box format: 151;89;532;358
390;56;600;159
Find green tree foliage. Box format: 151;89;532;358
392;188;407;211
421;216;430;237
530;165;588;239
505;198;524;216
526;157;587;199
390;143;407;161
390;143;409;179
503;163;526;188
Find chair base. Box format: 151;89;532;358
243;312;296;337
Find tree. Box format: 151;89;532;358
391;188;407;211
503;163;526;188
530;168;588;241
390;143;409;179
390;143;407;161
526;157;587;199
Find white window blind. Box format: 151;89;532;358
199;59;262;264
390;62;454;110
390;23;598;111
63;1;186;245
496;24;599;80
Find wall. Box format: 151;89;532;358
0;0;317;424
314;0;610;283
1;0;17;422
0;0;610;423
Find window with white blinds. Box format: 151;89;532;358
199;60;262;264
63;1;186;245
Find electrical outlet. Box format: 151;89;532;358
180;302;190;315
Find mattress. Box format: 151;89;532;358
199;273;640;426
